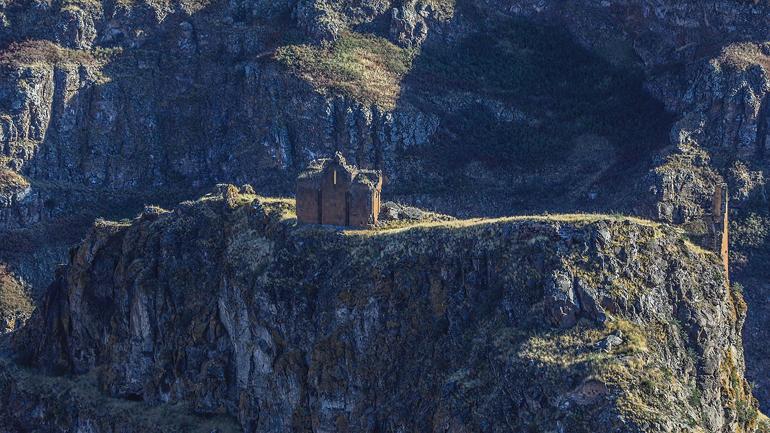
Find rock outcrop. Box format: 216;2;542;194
6;189;761;433
2;0;770;418
0;0;672;308
644;42;770;221
0;1;766;225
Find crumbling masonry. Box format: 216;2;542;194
296;152;383;227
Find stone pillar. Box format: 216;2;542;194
712;184;729;285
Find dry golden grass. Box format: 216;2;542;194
0;169;29;191
423;0;456;20
345;213;663;237
345;209;719;262
275;31;415;109
718;43;770;72
757;412;770;433
0;265;33;331
60;0;104;12
516;324;607;368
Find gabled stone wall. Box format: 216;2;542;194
296;154;382;227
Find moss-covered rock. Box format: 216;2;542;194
4;188;761;432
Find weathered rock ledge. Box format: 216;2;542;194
3;188;765;432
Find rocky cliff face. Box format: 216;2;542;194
0;0;674;226
5;189;762;433
0;0;677;304
2;0;770;424
0;0;767;275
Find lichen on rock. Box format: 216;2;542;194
4;189;758;432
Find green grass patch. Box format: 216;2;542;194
275;31;416;109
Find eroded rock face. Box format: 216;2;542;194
0;44;443;232
654;43;770;210
11;191;758;433
642;145;723;224
389;0;430;48
0;358;241;433
743;279;770;414
674;44;769;155
0;0;765;231
1;0;770;420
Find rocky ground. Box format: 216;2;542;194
0;0;769;430
2;189;765;432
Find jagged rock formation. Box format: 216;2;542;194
378;200;454;224
6;189;762;433
0;0;766;272
1;0;770;419
743;278;770;421
644;42;770;225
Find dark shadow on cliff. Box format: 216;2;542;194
388;3;674;216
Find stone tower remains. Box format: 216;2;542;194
709;183;730;283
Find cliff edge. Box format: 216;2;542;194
2;186;765;433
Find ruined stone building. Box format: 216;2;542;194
296;152;383;227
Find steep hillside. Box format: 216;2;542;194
3;187;763;433
1;0;770;419
0;0;767;291
0;0;678;227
